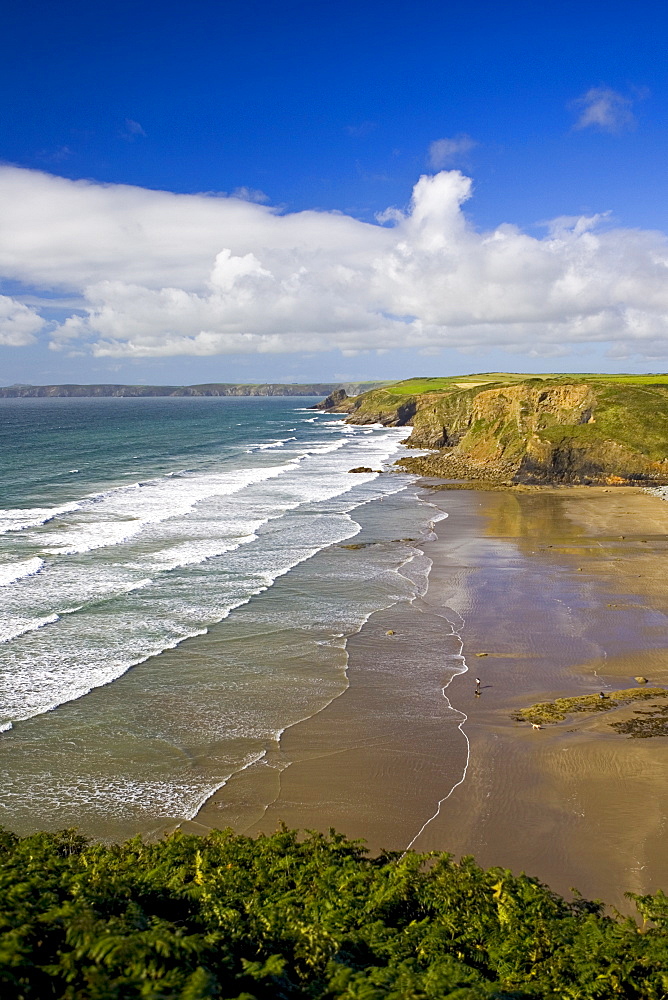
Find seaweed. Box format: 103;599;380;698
512;687;668;726
610;703;668;738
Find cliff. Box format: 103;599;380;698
0;381;388;399
325;375;668;485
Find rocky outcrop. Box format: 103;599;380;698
312;388;349;410
325;378;668;485
323;392;417;427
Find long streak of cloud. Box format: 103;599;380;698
0;165;668;360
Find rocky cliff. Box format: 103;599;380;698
324;377;668;484
0;381;388;399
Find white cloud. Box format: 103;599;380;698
0;295;45;346
428;134;476;168
1;165;668;361
121;119;147;140
231;186;270;203
572;87;636;133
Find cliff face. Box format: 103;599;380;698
0;381;390;399
330;379;668;484
0;383;369;399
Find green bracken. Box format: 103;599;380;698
1;825;668;999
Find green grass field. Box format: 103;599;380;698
381;373;668;395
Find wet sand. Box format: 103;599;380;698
192;485;668;913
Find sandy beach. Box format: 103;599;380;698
191;484;668;914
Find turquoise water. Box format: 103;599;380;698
0;397;444;838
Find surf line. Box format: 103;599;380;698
402;604;471;855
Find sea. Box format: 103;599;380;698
0;396;447;840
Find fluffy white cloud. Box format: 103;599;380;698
0;294;45;346
428;134;476;168
572;87;636;133
1;165;668;361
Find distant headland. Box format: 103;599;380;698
0;380;389;398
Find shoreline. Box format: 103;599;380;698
190;482;668;913
410;485;668;913
186;490;464;845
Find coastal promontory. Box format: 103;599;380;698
320;373;668;485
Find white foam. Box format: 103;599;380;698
308;439;347;455
245;436;297;453
0;511;364;727
0;750;269;825
0;420;415;731
0;556;44;587
149;533;258;571
0;455;300;547
0;612;59;645
0;492;441;831
42;463;296;556
0;500;81;534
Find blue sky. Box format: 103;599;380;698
1;0;668;384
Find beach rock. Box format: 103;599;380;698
635;676;649;684
348;466;375;473
386;630;395;635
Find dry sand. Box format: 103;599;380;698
193;485;668;913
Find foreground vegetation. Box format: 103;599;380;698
1;827;667;999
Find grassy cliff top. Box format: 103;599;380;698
380;372;668;396
338;373;668;484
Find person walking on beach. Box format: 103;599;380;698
475;676;481;695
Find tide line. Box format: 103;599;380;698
403;592;471;855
